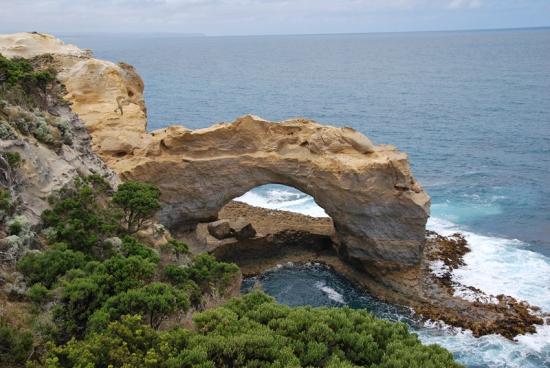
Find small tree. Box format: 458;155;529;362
112;181;161;234
162;238;190;260
92;282;189;330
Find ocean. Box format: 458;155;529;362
62;28;550;367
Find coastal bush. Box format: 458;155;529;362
42;176;164;254
184;253;240;293
17;246;88;288
8;217;23;235
1;151;21;168
0;53;55;95
162;238;190;258
112;180;161;233
89;282;190;330
34;292;462;368
0;120;17;139
27;283;53;307
0;188;12;215
0;317;33;367
52;254;157;339
120;235;160;263
1;105;68;146
42;175;119;253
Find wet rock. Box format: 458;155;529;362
207;220;233;240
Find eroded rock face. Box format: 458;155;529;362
0;33;430;270
115;115;430;270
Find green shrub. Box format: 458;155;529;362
27;283;53;307
185;253;240;293
0;188;12;214
162;254;239;303
17;246;88;288
42;176;119;253
162;265;202;307
8;218;22;235
53;254;157;339
0;120;17;139
1;151;21;168
112;181;161;233
53;275;105;339
162;238;190;258
89;282;189;330
0;317;33;367
120;235;160;263
0;54;55;93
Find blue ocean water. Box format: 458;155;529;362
60;29;550;367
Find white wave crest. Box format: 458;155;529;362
235;186;328;217
314;281;345;304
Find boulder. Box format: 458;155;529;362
207;220;233;240
231;217;256;240
232;218;257;240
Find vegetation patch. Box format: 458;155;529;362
30;292;462;368
0;53;56;108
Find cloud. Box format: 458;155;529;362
0;0;547;35
448;0;483;9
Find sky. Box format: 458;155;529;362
0;0;549;36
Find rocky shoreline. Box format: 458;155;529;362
194;201;547;339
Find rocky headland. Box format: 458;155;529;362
0;32;546;340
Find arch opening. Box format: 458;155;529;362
234;184;329;218
202;184;338;272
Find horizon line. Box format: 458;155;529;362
4;24;548;38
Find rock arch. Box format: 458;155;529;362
0;33;430;270
110;115;430;270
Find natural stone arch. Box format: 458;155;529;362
0;33;428;270
112;115;430;270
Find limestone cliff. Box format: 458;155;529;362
1;32;430;271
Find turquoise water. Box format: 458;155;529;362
60;29;550;367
